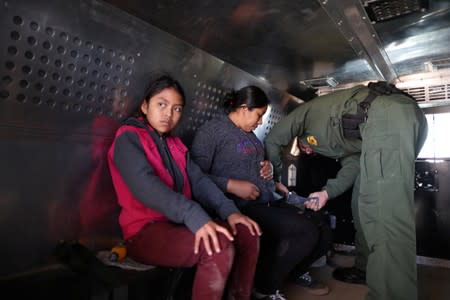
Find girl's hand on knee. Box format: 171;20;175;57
227;213;262;236
194;221;233;255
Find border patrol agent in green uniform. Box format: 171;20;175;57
265;82;427;300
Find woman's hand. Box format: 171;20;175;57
194;221;233;255
259;160;273;180
305;190;329;211
227;179;260;200
227;213;262;236
275;181;289;196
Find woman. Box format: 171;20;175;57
191;86;331;299
108;74;261;300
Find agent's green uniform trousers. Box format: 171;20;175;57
356;95;427;300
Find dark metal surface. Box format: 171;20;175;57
102;0;450;89
0;0;284;276
416;160;450;260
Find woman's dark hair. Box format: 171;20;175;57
136;74;185;116
223;85;269;114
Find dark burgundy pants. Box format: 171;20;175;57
126;221;259;300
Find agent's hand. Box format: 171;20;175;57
305;190;329;211
194;221;234;255
275;181;289;196
227;179;260;200
259;160;273;180
227;213;262;236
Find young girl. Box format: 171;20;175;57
191;86;331;299
108;75;261;300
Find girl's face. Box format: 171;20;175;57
141;87;184;135
239;105;267;132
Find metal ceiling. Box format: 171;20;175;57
101;0;450;91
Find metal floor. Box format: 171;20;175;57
284;253;450;300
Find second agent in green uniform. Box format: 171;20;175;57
265;82;427;300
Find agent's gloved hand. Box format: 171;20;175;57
305;190;329;211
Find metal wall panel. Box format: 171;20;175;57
416;160;450;260
0;0;284;276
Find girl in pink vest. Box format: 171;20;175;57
108;74;261;300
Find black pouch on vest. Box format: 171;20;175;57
342;112;365;139
340;81;408;139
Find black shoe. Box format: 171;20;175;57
332;267;366;285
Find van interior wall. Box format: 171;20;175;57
0;0;285;277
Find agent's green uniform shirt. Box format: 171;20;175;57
265;85;366;199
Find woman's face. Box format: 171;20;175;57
239;105;267;132
140;87;184;135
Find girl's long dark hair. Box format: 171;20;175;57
136;73;185;117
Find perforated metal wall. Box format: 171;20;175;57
0;0;285;277
2;13;133;119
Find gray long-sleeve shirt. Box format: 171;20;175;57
191;115;276;207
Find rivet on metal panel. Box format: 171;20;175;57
92;70;99;78
19;79;29;88
68;63;76;72
7;46;17;55
31;96;41;105
29;21;39;32
28;36;38;46
72;103;81;112
24;51;35;60
40;55;49;64
46;99;55;108
49;86;58;94
56;45;65;54
16;94;26;103
2;76;13;85
45;27;55;37
73;37;81;46
60;32;69;41
85;41;93;50
52;72;61;81
5;61;15;70
12;16;23;25
54;59;63;68
10;31;20;40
